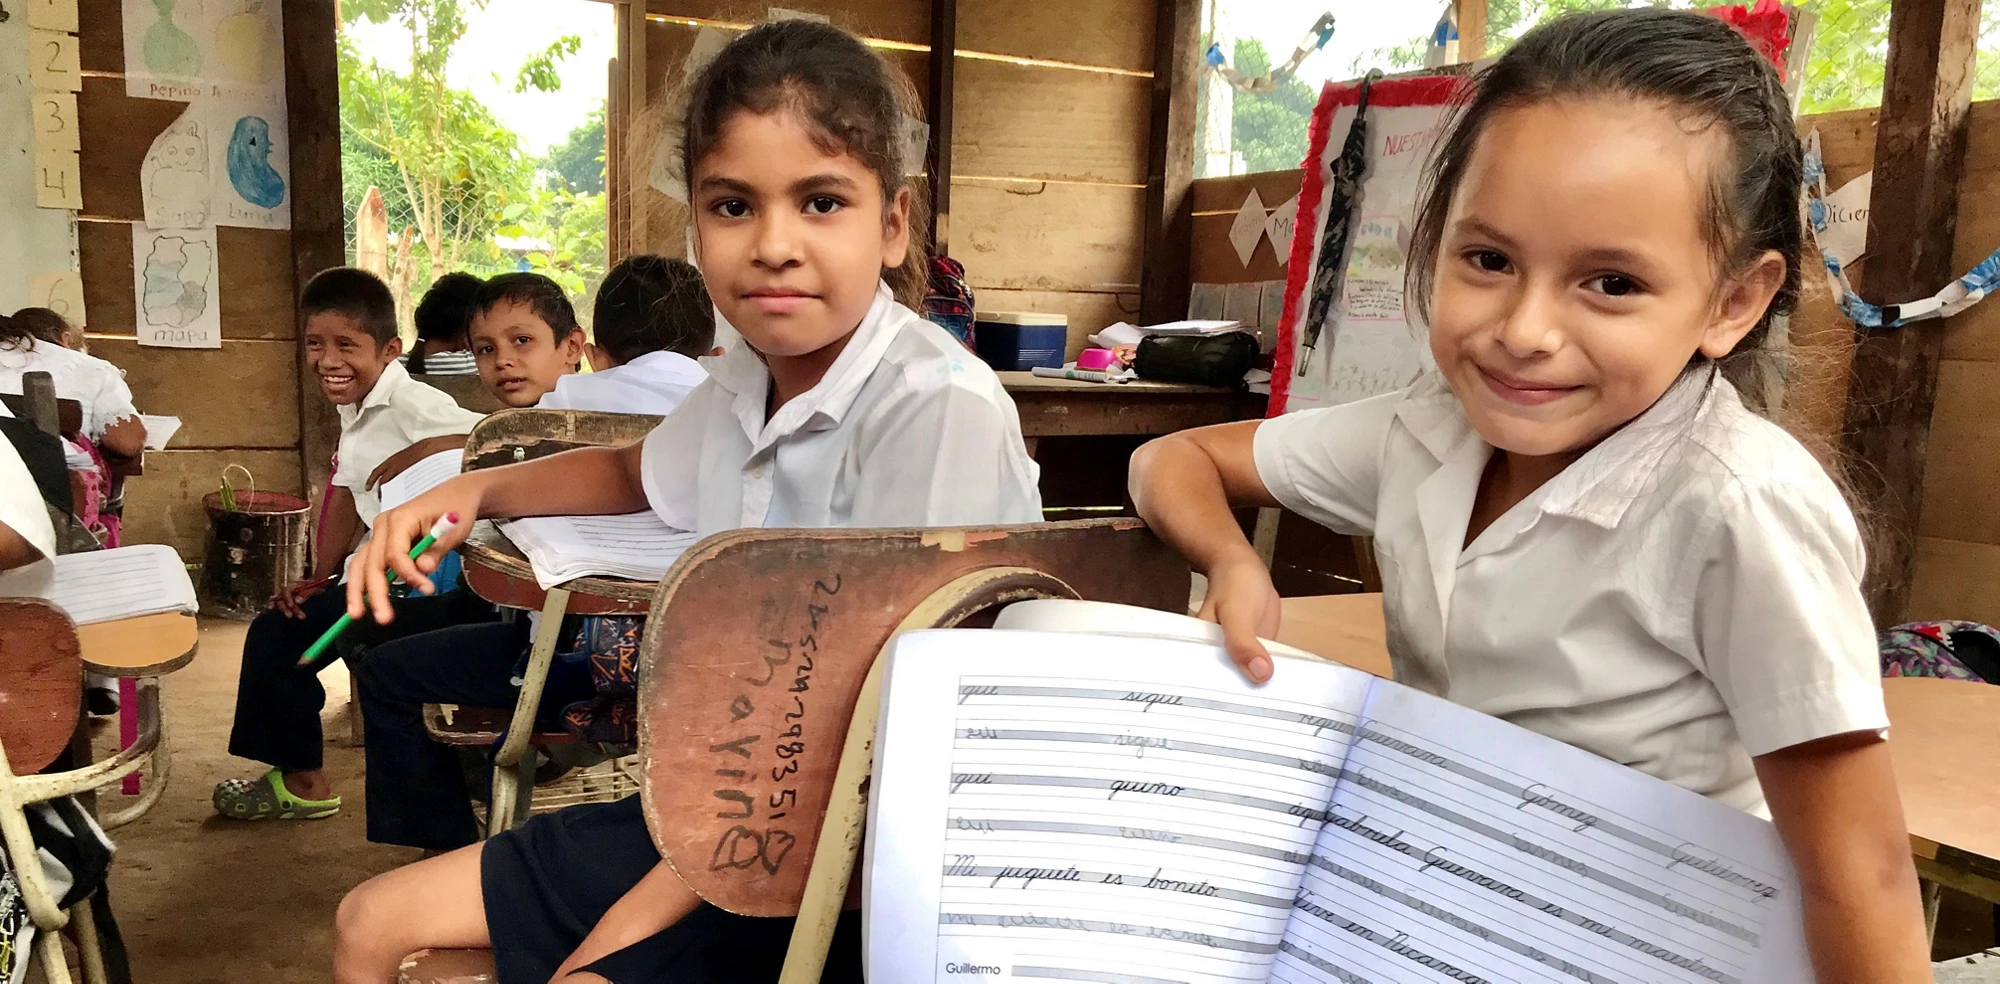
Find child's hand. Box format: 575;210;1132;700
345;477;483;625
1198;557;1283;684
270;578;330;619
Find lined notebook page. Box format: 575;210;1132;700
1279;681;1809;984
867;630;1375;984
49;545;197;625
498;512;700;587
378;449;462;512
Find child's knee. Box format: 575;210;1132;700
335;876;398;953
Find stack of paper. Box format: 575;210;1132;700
378;449;464;512
1087;320;1244;349
497;512;701;589
49;545;198;625
139;414;183;450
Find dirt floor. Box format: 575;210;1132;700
83;617;416;984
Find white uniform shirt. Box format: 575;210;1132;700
1254;369;1886;814
0;340;139;440
640;282;1042;534
537;350;708;416
333;360;483;527
0;435;58;599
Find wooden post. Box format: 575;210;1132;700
1841;0;1981;622
1140;0;1201;326
926;0;955;254
282;0;344;501
624;1;650;254
1456;0;1488;62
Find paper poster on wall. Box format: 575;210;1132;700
2;14;81;316
29;29;81;92
132;223;222;348
1228;187;1267;267
26;0;82;33
210;98;290;227
34;146;82;209
31;91;79;153
142;106;212;228
1817;171;1871;267
1272;75;1461;415
1266;194;1298;258
29;272;87;327
123;0;286;101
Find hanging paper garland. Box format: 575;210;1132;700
1205;13;1335;95
1802;130;2000;330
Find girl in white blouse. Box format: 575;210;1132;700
1133;11;1929;984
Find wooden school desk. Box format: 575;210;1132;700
998;371;1266;450
1883;677;2000;924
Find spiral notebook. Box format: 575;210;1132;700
865;630;1811;984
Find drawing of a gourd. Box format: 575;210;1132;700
215;1;275;81
142;116;211;229
226;116;286;209
142;0;202;78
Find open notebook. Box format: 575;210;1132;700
378;448;463;513
49;545;198;625
866;630;1810;984
495;513;700;588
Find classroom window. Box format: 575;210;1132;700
337;0;614;342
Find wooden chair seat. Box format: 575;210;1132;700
75;612;198;678
0;599;84;775
422;703;579;746
397;948;496;984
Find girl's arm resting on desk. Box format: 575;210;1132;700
1756;731;1932;984
1129;420;1285;682
99;415;147;460
346;441;649;623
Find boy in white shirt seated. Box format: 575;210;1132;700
344;260;713;851
212;268;494;823
537;255;716;415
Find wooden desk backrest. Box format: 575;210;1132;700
637;518;1192;916
410;373;506;414
0;599;83;774
461;408;664;473
0;392;83;438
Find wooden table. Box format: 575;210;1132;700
1884;677;2000;913
1277;592;1390;677
999;371;1265;443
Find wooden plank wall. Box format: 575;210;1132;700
637;0;1155;358
75;0;305;560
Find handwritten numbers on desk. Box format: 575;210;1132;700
35;147;83;211
30;29;82;93
24;0;80;32
33;92;79;153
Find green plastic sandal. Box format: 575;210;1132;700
211;769;341;820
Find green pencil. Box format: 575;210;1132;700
297;512;459;667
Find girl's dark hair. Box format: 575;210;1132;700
470;272;581;343
681;19;931;308
1407;9;1804;412
595;254;715;364
11;308;75;348
0;313;30;348
408;272;486;372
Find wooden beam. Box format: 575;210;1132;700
1140;0;1201;326
1841;0;1981;623
282;0;344;502
1456;0;1488;62
926;0;955;254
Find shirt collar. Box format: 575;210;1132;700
704;281;906;449
350;358;412;418
1395;366;1728;530
624;349;710;384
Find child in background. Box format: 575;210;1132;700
13;306;88;353
1129;11;1929;981
333;21;1039;984
348;255;715;853
212;268;494;824
1;310;141;461
470;272;586;408
537;254;716;414
405;272;484;376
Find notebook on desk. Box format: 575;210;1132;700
496;512;700;588
865;629;1810;984
49;545;198;625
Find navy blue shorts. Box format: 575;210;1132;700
480;795;863;984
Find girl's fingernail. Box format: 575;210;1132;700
1250;656;1273;681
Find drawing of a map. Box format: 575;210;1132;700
140;234;212;328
